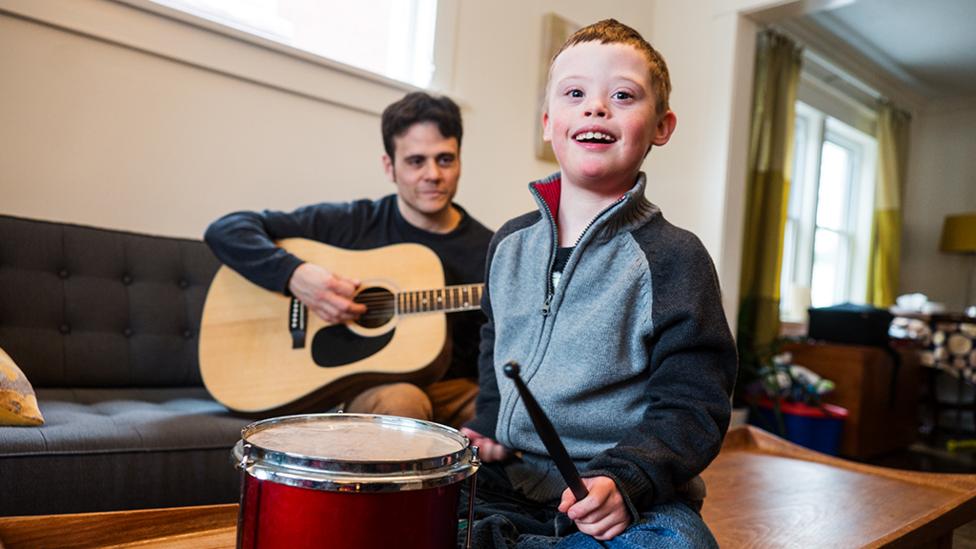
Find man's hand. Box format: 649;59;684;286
459;427;510;462
558;476;631;541
287;263;367;323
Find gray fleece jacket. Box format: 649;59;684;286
466;172;737;516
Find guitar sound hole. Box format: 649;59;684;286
354;287;395;329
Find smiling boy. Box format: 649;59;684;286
461;19;737;547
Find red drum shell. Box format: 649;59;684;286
234;413;478;549
238;473;462;548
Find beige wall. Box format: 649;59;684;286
0;1;405;237
0;1;663;236
901;101;976;310
1;0;800;326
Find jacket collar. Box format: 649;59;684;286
528;172;660;243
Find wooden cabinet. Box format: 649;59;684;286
784;342;920;459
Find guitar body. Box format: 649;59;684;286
200;240;449;416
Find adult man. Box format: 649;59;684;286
205;92;492;427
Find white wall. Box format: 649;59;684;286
901;100;976;310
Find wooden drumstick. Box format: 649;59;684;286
503;361;589;501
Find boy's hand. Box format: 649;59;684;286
288;263;366;323
558;476;630;541
459;427;510;462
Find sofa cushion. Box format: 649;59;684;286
0;346;43;426
0;215;220;388
0;388;252;515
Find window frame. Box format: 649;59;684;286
780;100;878;322
0;0;458;117
132;0;455;91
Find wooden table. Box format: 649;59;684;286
0;504;238;548
3;426;976;548
702;426;976;548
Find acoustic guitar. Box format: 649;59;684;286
199;239;483;416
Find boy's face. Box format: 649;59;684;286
544;42;676;191
382;121;460;219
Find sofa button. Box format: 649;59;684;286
58;269;69;279
122;274;133;285
59;323;71;334
178;279;189;289
182;329;192;339
123;328;133;337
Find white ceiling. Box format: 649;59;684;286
807;0;976;100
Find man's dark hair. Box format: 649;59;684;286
381;92;463;159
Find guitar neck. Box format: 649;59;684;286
397;283;484;315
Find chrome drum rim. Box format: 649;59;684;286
233;413;479;492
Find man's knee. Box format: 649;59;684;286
346;383;433;421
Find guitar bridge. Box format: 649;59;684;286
289;297;307;349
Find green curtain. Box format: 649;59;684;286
736;30;803;383
867;102;911;307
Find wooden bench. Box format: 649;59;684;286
3;426;976;548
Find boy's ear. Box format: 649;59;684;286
651;111;678;146
542;111;552;143
382;154;395;182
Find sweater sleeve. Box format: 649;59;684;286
464;231;504;438
203;201;366;294
583;231;737;512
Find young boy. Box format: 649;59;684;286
460;19;737;547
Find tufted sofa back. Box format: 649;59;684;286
0;215;220;388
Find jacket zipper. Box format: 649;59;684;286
536;191;559;316
533;186;628;317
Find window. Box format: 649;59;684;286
149;0;441;88
780;101;878;322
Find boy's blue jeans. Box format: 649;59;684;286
460;461;718;549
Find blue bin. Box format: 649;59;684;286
749;398;848;455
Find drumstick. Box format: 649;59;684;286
503;361;588;501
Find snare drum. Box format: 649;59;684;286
234;413;479;549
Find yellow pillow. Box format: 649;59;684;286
0;346;44;426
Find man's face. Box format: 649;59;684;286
543;42;675;192
383;121;460;219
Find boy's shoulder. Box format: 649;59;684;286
631;213;714;269
489;210;543;245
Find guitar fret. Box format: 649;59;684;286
395;284;485;315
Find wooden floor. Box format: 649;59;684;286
956;520;976;548
866;428;976;547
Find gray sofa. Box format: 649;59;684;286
0;214;253;516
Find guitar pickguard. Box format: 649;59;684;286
311;324;396;367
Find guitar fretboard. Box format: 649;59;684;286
397;284;483;315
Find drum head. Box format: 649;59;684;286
234;413;477;492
